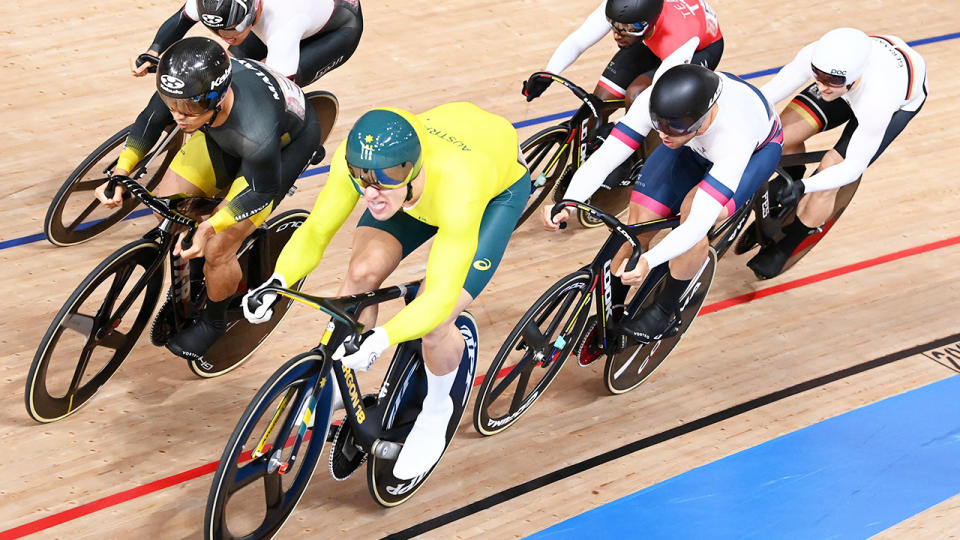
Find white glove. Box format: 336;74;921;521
242;273;288;324
333;327;390;372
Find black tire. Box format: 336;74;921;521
205;352;334;540
604;249;717;394
44;125;182;247
514;125;571;229
188;209;311;378
25;239;165;422
367;312;479;506
473;271;593;436
577;185;632;228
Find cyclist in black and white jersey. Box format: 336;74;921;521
748;28;928;278
131;0;362;86
99;37;323;360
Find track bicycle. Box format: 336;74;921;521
517;72;655;229
43;80;340;246
473;192;766;436
204;284;479;539
734;150;862;277
25;172;317;423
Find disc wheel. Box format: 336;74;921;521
604;249;716;394
25;239;164;422
44;125;182;246
514;125;571;228
204;353;333;540
188;209;311;378
473;270;593;436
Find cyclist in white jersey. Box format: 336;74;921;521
748;27;928;278
131;0;362;86
544;44;783;341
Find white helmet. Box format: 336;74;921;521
811;28;872;87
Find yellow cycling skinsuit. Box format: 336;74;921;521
273;102;528;346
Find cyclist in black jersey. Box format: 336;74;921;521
98;37;323;360
131;0;362;87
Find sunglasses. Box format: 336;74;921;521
347;159;421;191
811;65;847;88
607;18;649;37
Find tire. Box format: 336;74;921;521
204;352;334;540
367;312;479;506
25;239;165;422
187;209;311;378
514;125;571;229
473;271;593;436
603;249;717;394
44;125;182;247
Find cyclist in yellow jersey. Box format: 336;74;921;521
244;102;530;479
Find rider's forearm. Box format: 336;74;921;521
545;5;610;74
562;130;638;202
761;43;815;107
641;191;720;269
118;94;172;172
149;7;197;54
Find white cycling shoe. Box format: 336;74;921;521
392;395;453;480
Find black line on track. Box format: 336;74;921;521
382;332;960;539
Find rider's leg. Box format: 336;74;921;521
341;226;408;328
293;1;362;86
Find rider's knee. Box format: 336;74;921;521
421;321;458;352
625;75;652;110
344;259;388;290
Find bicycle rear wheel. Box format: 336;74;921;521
188;209;311;378
205;352;333;540
515;125;571;228
604;249;716;394
25;239;165;422
473;270;593;436
44;125;182;246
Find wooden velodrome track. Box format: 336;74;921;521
1;0;958;537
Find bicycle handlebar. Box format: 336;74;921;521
136;53;160;74
528;71;608;121
551;199;643;272
105;175;198;232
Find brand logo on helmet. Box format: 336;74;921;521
160;75;186;94
829;68;847;76
201;14;224;26
210;65;231;90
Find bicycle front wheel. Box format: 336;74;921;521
25;239;164;422
515;125;571;229
44;125;182;246
205;352;333;540
473;270;593;436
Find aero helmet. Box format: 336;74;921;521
198;0;261;32
605;0;663;36
156;36;232;114
346;108;423;191
811;28;872;88
649;64;722;136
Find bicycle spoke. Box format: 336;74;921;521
232;459;269;493
67;199;103;231
488;350;538;402
61;312;96;338
263;472;284;510
519;318;548;349
509;364;534;412
98;265;136;323
66;342;97;399
98;329;129;351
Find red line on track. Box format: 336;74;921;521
2;234;958;539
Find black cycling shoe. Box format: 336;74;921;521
165;318;227;361
618;303;680;343
747;242;792;280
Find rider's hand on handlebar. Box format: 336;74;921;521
130;50;158;77
175;221;214;260
242;273;289;324
615;255;650;286
333;327;390;372
522;74;553;102
773;178;805;209
95;175;128;208
542;204;571;231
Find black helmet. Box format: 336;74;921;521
198;0;260;32
649;64;722;136
156;36;232;113
605;0;663;36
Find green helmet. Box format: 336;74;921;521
345;108;423;189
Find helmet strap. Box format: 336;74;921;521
405;182;413;202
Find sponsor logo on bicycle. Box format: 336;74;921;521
160;75;185;94
275;220;304;232
458;321;478;407
386;472;428;495
200;359;214;371
603;260;613;319
341;364;366;423
727;212;748;242
486;390;539;428
472;258;492;271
